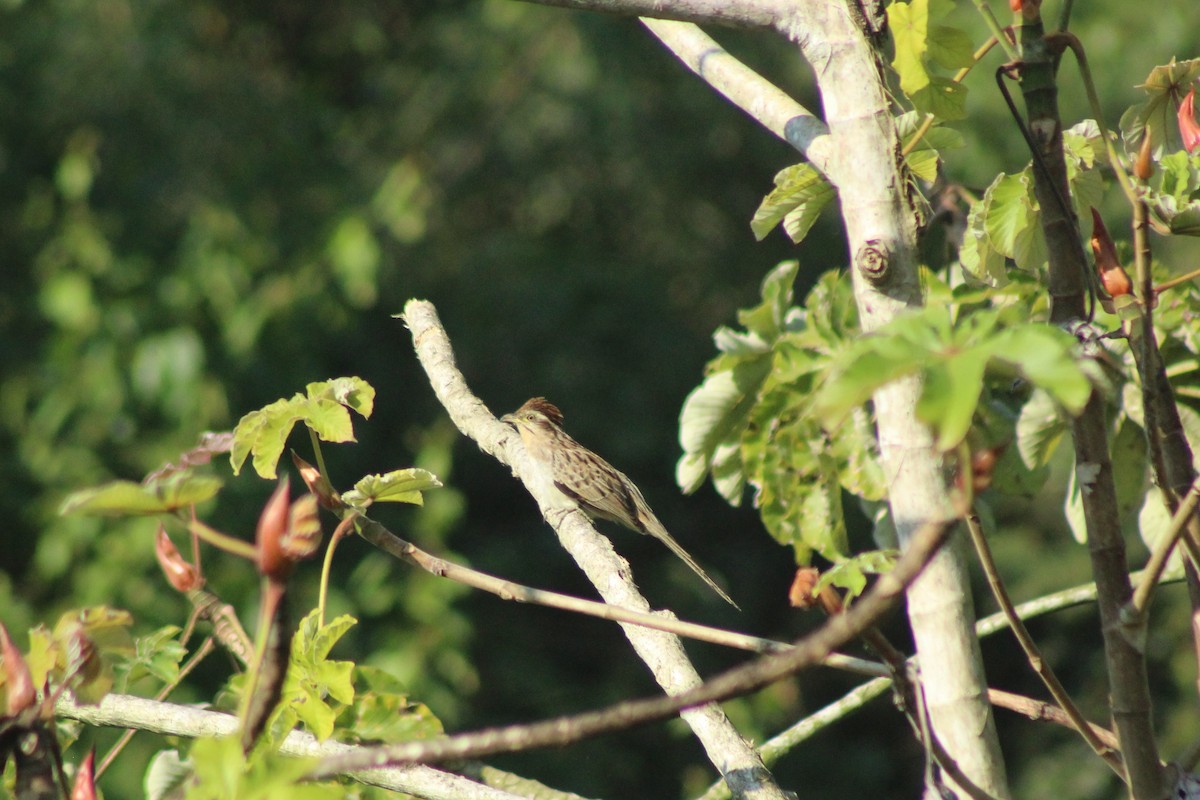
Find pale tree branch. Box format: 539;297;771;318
515;0;784;29
55;694;538;800
639;19;833;170
515;0;1007;793
401;299;789;800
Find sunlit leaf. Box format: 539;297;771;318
343;468;442;508
751;165;835;243
60;474;222;516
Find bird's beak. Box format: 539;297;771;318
499;413;518;430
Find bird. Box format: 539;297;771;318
501;397;739;609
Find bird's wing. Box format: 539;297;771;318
551;446;640;527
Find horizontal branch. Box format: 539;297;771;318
55;694;528;800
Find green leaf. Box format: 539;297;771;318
230;378;376;478
984;170;1047;270
750;165;835;243
917;349;988;450
990;326;1092;414
889;0;931;96
1138;488;1185;579
811;331;929;429
927;24;975;71
1015;388;1067;469
123;626;186;687
308;377;375;418
733;261;800;341
815;549;899;602
958;200;1007;286
283;610;358;742
60;474;222;516
144;750;191;800
1120;58;1200;156
910;77;968;122
343;468;442;508
677;359;771;464
349;666;444;744
1111;415;1148;527
675;451;709;495
187;737;335;800
905;148;940;182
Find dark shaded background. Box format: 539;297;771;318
2;0;1199;797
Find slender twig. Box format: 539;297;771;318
902;37;1003;158
95;637;216;779
309;517;954;775
356;513;881;671
964;513;1124;775
967;0;1020;61
1131;479;1200;612
186;518;257;560
1049;33;1137;206
318;515;358;627
1153;266;1200;294
697;575;1150;800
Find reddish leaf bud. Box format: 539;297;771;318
1089;208;1133;311
1180;86;1200;154
970;447;1002;493
290;451;341;510
1134;130;1154;181
0;622;35;716
788;567;821;608
70;749;96;800
155;527;200;592
282;494;322;561
256;479;292;581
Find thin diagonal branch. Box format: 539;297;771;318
357;512;884;673
964;513;1123;775
310;515;953;775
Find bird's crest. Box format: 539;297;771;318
517;397;565;427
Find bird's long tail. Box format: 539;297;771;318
645;520;740;610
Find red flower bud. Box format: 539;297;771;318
155;527;200;592
1180;86;1200;154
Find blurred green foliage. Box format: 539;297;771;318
3;0;1200;798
